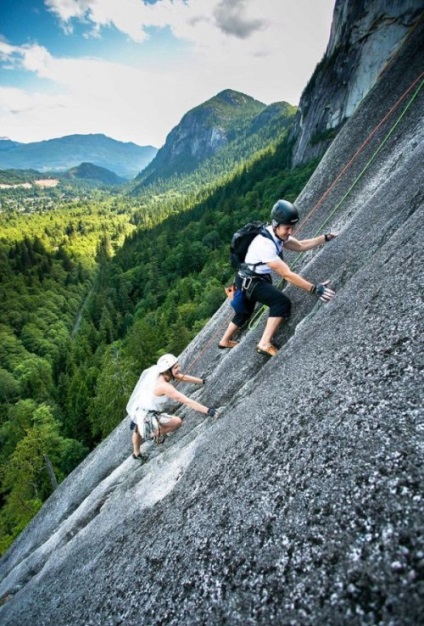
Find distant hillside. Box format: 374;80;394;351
0;139;21;152
63;162;126;186
0;162;124;188
0;134;157;179
0;169;43;184
133;89;296;191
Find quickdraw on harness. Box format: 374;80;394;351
138;410;166;445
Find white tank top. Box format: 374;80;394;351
126;366;169;416
148;391;168;412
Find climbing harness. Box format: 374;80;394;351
140;410;168;444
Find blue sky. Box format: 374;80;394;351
0;0;335;148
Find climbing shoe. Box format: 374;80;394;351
218;340;239;349
132;453;147;462
256;345;278;357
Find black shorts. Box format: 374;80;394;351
231;273;291;327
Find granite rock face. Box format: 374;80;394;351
0;11;423;626
291;0;423;166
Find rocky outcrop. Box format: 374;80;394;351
165;109;228;160
291;0;423;166
0;10;423;626
135;89;265;184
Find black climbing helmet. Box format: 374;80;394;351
271;199;299;226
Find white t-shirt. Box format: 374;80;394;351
244;225;283;274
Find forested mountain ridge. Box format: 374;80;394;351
133;89;296;190
0;134;157;180
0;5;422;623
63;162;126;187
0;163;125;190
0;140;21;152
0;169;53;185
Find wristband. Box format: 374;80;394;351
324;233;333;242
202;378;206;385
207;407;216;417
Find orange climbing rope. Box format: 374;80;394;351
294;70;424;236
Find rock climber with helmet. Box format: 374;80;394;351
127;353;219;461
218;199;337;357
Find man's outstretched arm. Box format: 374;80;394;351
285;232;338;252
267;258;335;302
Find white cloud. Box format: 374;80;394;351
0;0;335;145
45;0;188;41
0;86;71;141
21;45;53;74
44;0;330;53
0;43;198;146
45;0;91;25
0;40;17;57
0;40;21;70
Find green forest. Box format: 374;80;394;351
0;134;319;553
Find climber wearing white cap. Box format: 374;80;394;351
127;354;219;461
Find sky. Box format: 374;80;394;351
0;0;336;149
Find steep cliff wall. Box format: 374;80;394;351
0;12;423;626
291;0;423;166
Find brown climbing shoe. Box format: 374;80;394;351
256;345;279;357
218;340;239;349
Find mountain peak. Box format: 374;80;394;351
134;89;271;187
64;162;126;186
211;89;264;107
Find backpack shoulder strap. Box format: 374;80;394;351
259;227;282;257
242;226;283;271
